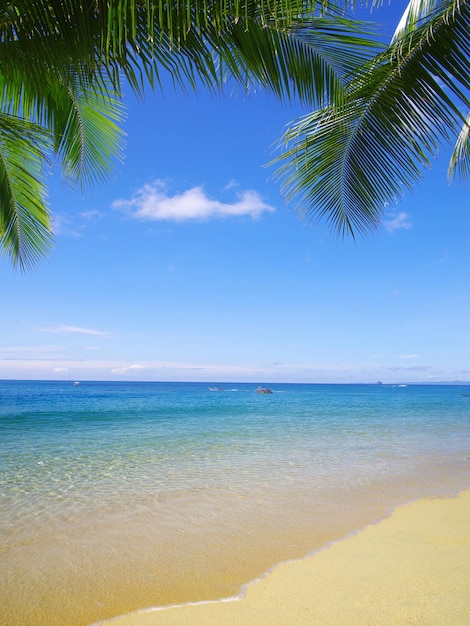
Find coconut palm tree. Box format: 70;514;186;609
0;0;377;269
274;0;469;237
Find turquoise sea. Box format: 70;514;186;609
1;380;469;625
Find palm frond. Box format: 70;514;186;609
211;16;381;105
0;114;52;270
1;66;125;190
3;1;378;105
274;0;470;236
52;81;126;189
0;0;389;268
448;112;470;182
391;0;437;42
2;2;315;93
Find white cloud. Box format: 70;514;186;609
382;212;412;233
111;363;148;375
51;215;82;237
112;180;275;222
36;325;110;338
53;367;69;373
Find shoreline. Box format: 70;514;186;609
97;489;470;625
2;381;469;626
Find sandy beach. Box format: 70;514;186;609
101;489;470;626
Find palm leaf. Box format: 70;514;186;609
211;16;381;105
0;0;383;267
391;0;437;42
274;0;470;236
448;112;470;182
0;114;52;270
51;81;126;189
3;1;377;104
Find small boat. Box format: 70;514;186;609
256;386;273;394
208;387;224;391
73;381;80;386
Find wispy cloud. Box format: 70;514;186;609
79;210;102;220
399;354;420;359
386;365;429;372
111;363;148;375
0;356;463;384
223;179;238;191
0;345;66;359
51;215;83;238
382;211;412;233
112;180;275;222
37;324;110;338
51;210;103;238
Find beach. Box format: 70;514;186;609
1;381;469;625
100;490;470;626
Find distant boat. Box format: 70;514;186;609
73;381;80;386
461;392;470;397
208;387;224;392
256;386;273;394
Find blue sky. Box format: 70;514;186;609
1;5;469;384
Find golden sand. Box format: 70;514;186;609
100;490;470;626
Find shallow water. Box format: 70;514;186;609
1;381;469;625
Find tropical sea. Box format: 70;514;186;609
1;380;469;626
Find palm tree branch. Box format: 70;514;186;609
273;0;470;235
53;81;126;189
0;61;126;190
0;113;52;270
448;111;470;182
211;16;382;105
3;1;379;105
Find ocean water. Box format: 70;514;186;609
1;380;469;625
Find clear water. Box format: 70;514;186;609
1;381;469;625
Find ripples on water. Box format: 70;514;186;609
2;381;468;507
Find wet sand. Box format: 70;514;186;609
99;489;470;626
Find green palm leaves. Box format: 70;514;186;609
274;0;470;237
1;0;378;268
4;1;465;267
1;2;126;268
449;112;470;183
0;114;50;267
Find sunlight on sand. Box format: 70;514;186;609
99;490;470;626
